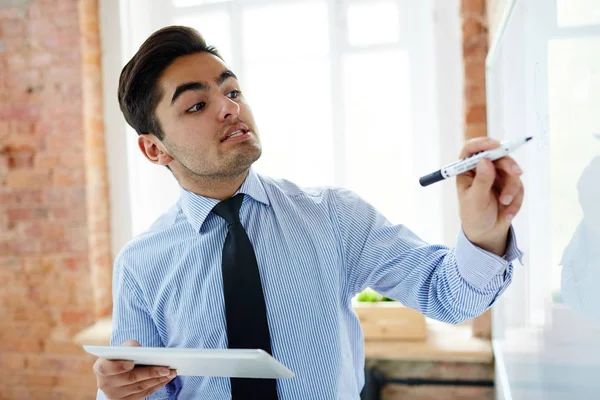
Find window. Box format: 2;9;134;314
557;0;600;27
107;0;463;257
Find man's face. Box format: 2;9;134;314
150;52;261;179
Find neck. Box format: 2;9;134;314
179;169;250;200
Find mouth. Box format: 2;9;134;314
221;124;251;143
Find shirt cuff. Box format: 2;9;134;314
455;225;523;288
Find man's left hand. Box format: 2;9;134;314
456;137;525;256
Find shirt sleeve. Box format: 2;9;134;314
96;255;171;400
332;188;523;324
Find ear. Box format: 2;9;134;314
137;134;174;166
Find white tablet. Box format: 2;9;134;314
83;346;294;379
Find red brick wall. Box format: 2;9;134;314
460;0;494;340
80;0;113;322
0;0;110;398
461;0;489;140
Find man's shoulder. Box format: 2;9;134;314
257;173;351;204
258;174;381;225
114;202;191;268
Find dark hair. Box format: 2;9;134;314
118;26;223;140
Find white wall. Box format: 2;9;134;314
432;0;464;246
100;0;131;259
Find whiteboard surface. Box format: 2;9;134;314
487;0;600;399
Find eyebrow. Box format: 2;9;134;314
170;70;238;105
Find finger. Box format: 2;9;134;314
93;339;141;377
116;365;174;387
494;156;523;177
121;376;175;400
469;159;496;201
119;370;177;398
499;184;524;222
121;340;141;347
459;137;501;159
456;137;502;193
94;357;135;377
497;172;522;207
98;366;174;398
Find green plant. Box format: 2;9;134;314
356;287;395;302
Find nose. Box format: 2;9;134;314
218;95;240;122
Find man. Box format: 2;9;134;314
95;25;524;400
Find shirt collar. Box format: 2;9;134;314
179;168;270;233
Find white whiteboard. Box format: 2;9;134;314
487;0;600;399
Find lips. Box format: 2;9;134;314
221;123;250;142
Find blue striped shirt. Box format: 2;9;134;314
98;168;521;399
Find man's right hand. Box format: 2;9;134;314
94;340;177;400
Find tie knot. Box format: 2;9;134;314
212;193;244;226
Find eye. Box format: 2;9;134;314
187;102;206;113
227;90;241;99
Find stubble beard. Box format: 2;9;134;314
171;138;262;184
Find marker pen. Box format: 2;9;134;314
419;136;533;187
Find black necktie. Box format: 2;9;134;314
212;193;278;399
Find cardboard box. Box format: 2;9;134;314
353;301;427;341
